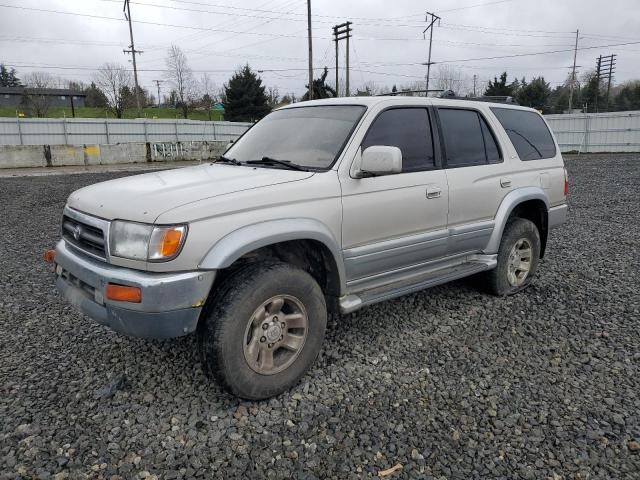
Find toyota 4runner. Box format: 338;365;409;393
52;96;568;399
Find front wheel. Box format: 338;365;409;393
484;218;541;296
198;261;327;400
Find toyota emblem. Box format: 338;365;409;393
72;225;82;241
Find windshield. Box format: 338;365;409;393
224;105;366;170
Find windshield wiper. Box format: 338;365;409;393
214;155;242;166
245;157;309;171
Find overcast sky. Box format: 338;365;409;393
1;0;639;98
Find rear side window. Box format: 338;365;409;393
491;107;556;160
361;108;434;172
438;108;502;167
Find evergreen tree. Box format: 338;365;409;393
84;82;108;108
301;67;336;100
516;77;551;111
581;72;603;112
223;64;270;122
484;72;513;96
613;81;640;111
0;64;21;87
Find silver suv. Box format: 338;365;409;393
53;96;568;399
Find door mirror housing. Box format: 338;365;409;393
355;146;403;178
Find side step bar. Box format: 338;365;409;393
339;256;496;314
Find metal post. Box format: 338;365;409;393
105;119;111;144
62;117;69;145
568;29;579;112
175;120;179;143
143;119;148;143
334;27;339;96
16;116;23;145
307;0;314;100
345;25;350;97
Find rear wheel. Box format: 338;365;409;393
198;261;327;400
484;218;541;296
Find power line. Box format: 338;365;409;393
0;3;331;40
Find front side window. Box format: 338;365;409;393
361;108;435;172
491;107;556;160
224;105;366;170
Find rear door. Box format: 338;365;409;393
435;106;509;255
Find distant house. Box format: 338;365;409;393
0;87;87;108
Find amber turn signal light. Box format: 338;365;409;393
106;283;142;303
161;228;184;257
44;249;56;263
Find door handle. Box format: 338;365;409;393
500;178;512;188
426;186;441;199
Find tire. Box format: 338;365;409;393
197;261;327;400
484;218;541;296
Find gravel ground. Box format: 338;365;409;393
1;154;639;479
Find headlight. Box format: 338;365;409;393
110;221;187;262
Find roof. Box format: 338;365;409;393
279;95;535;112
0;87;86;97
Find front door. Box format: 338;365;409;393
340;107;449;286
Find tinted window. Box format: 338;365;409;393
438;109;487;167
361;108;434;172
480;117;501;163
491;107;556;160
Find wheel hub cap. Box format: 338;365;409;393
507;238;533;287
243;295;309;375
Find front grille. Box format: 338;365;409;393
62;215;107;260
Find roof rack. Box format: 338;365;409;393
439;90;519;104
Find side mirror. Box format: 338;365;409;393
356;146;402;177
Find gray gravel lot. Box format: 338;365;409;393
1;154;639;479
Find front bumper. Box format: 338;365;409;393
54;240;216;339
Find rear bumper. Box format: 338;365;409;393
54;240;215;339
549;204;568;229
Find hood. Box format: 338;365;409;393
67;164;314;223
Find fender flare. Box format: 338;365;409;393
199;218;346;293
484;187;549;254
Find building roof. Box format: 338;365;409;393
0;87;87;97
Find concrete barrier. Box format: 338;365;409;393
0;141;229;169
0;145;49;168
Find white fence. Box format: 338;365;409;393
2;111;639;153
544;110;640;153
0;117;252;146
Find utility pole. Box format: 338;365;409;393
332;22;352;97
594;54;616;112
422;12;440;97
473;74;477;97
604;54;616;111
153;80;163;108
307;0;313;100
568;29;579;112
123;0;143;116
595;55;602;112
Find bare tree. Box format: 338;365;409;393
94;63;133;118
199;73;216;120
22;72;57;117
266;86;280;108
165;45;196;119
434;65;472;96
